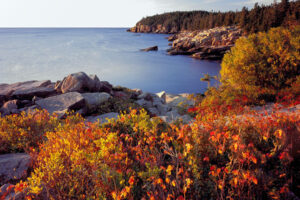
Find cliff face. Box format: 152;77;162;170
128;23;179;34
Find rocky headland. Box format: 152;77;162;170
167;26;243;60
130;25;243;60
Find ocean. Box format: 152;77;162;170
0;28;220;94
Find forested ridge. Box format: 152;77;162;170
136;0;300;33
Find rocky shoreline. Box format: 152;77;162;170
167;26;242;60
0;72;195;124
130;25;243;60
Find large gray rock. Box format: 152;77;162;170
136;99;152;108
148;107;160;116
0;153;31;185
36;92;85;116
0;100;18;116
166;110;181;120
159;113;192;124
166;93;195;107
138;92;153;101
99;81;113;94
156;103;170;115
82;92;111;111
12;87;56;100
86;112;119;123
0;80;51;98
152;96;164;107
56;72;102;93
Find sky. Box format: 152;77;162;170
0;0;275;27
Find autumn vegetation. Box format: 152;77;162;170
201;25;300;110
1;24;300;200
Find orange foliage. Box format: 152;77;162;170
0;105;297;200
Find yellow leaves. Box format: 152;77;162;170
232;170;239;176
184;143;193;156
185;143;192;152
30;185;43;195
120;179;125;185
150;195;155;200
232;135;239;141
263;136;268;141
243;171;251;180
275;129;284;138
166;165;174;176
125;186;131;193
120;186;131;198
185;178;192;187
165;177;170;184
218;149;223;155
171;180;176;187
233;143;238;151
156;178;163;184
111;191;117;200
233;178;238;186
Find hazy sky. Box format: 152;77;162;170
0;0;274;27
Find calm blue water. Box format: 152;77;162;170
0;28;220;94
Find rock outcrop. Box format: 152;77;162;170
36;92;85;117
55;72;102;93
0;153;31;185
0;100;19;115
82;92;111;113
167;26;243;60
0;72;196;124
129;25;243;60
141;46;158;52
0;80;52;100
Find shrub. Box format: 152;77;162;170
220;26;300;104
6;108;298;200
95;97;143;115
0;110;59;154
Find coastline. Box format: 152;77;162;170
130;25;243;60
0;72;196;124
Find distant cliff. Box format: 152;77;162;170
128;22;178;34
128;1;300;34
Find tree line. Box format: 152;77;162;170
138;0;300;33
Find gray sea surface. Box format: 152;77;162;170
0;28;220;93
